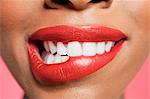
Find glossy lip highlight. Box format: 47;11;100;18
28;25;127;84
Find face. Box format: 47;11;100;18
1;0;150;99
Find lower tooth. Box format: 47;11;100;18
54;55;62;63
42;52;69;64
45;54;54;64
61;56;69;62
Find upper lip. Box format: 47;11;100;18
30;25;127;42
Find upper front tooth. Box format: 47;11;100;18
105;41;114;52
96;42;105;55
48;41;57;54
83;42;96;56
57;42;67;55
67;41;82;56
43;42;49;52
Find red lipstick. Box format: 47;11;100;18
28;25;127;84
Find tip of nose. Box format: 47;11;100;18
68;0;91;10
69;3;90;10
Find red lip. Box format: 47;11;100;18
28;25;127;84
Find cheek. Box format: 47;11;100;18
1;0;42;31
122;0;150;50
1;1;42;82
121;0;150;28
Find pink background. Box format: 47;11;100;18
0;55;150;99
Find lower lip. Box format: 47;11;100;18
28;40;125;85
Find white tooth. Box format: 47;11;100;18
43;42;49;52
54;55;62;63
112;42;115;47
96;42;105;55
83;42;96;56
43;53;49;63
57;42;67;55
67;41;82;56
61;56;69;62
45;54;54;64
48;41;57;54
105;41;114;52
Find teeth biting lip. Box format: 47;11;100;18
41;41;115;64
28;25;127;84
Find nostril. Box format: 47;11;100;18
52;0;70;5
90;0;108;3
44;0;71;9
90;0;113;8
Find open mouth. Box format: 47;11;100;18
28;25;127;84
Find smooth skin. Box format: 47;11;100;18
1;0;150;99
